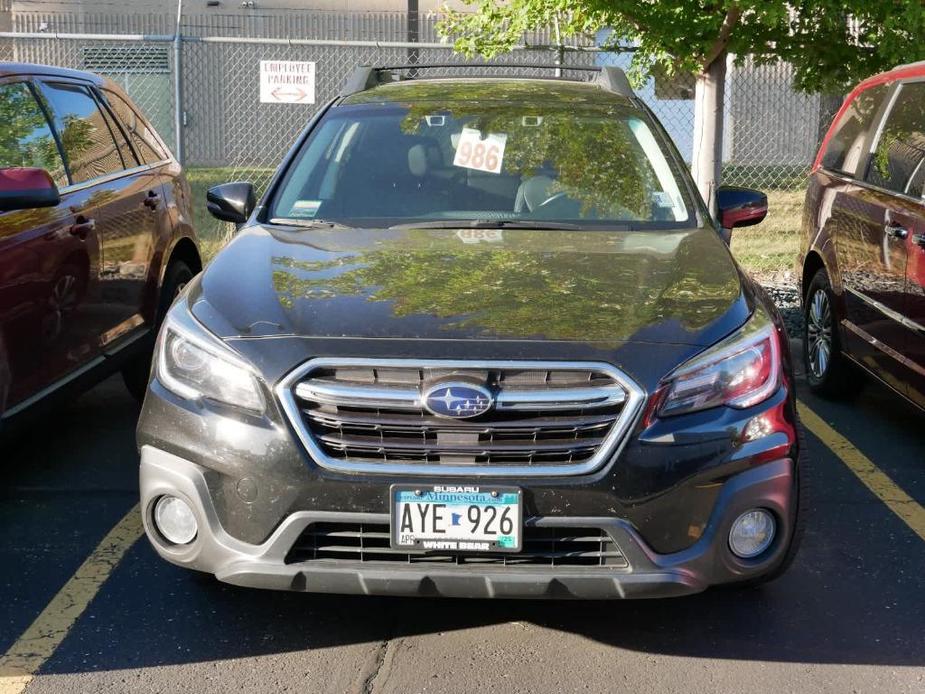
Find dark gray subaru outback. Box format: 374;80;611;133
137;65;804;599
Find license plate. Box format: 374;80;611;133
390;485;522;553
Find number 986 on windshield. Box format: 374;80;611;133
390;486;522;553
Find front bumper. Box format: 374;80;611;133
140;446;796;599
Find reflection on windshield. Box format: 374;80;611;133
269;229;739;343
270;98;693;229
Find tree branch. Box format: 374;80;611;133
702;6;742;70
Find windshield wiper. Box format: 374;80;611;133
269;218;352;229
388;219;580;230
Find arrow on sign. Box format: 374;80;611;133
271;86;307;102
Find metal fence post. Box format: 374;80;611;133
173;0;184;164
406;0;419;75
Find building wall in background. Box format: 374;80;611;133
3;5;838;189
10;0;470;18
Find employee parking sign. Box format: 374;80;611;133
259;61;316;104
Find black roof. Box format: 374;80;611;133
0;62;105;84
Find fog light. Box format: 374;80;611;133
153;495;198;545
729;509;775;558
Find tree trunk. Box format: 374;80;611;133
691;51;727;216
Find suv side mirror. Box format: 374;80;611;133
0;167;60;212
207;182;255;224
716;186;768;230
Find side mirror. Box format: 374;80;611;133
0;167;60;212
206;182;255;224
716;186;768;229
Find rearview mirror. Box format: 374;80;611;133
0;167;60;212
207;182;255;224
716;186;768;229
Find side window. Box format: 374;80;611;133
95;91;138;169
0;82;67;187
906;158;925;199
864;82;925;194
821;84;889;177
102;90;168;165
38;81;125;184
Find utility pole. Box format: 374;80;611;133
407;0;419;73
173;0;184;164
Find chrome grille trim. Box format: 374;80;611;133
277;359;646;477
293;381;627;411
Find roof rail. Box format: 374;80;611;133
596;66;634;99
337;63;635;99
338;66;381;97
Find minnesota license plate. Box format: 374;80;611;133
390;485;522;553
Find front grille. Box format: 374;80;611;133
285;523;628;569
278;359;645;477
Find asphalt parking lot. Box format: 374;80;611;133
1;339;923;694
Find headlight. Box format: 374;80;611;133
157;317;265;413
659;307;781;417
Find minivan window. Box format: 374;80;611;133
96;92;139;170
0;82;67;186
821;84;889;176
103;90;168;165
270;103;693;229
38;81;125;184
865;82;925;194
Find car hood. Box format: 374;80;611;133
189;224;751;349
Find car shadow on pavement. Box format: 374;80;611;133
39;413;925;675
6;373;924;676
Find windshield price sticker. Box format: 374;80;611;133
456;229;504;244
453;128;507;175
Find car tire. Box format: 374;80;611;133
122;260;194;402
802;268;860;398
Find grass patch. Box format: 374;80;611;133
729;189;804;275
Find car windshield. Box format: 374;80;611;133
269;100;695;230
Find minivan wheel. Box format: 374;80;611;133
802;268;858;398
122;260;194;402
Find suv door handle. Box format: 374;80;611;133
143;191;161;209
69;216;95;239
884;222;909;240
914;233;925;248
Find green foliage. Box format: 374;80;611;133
269;229;741;343
395;82;662;218
0;83;64;175
438;0;925;93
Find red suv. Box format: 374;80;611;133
800;61;925;410
0;63;201;425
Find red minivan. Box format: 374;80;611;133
0;63;201;426
800;61;925;410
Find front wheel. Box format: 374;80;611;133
802;268;859;398
122;261;194;402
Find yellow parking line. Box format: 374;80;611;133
0;505;143;694
798;400;925;542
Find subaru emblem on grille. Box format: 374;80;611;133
422;382;494;419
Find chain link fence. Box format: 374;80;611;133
1;8;845;273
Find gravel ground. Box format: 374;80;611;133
753;270;803;337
